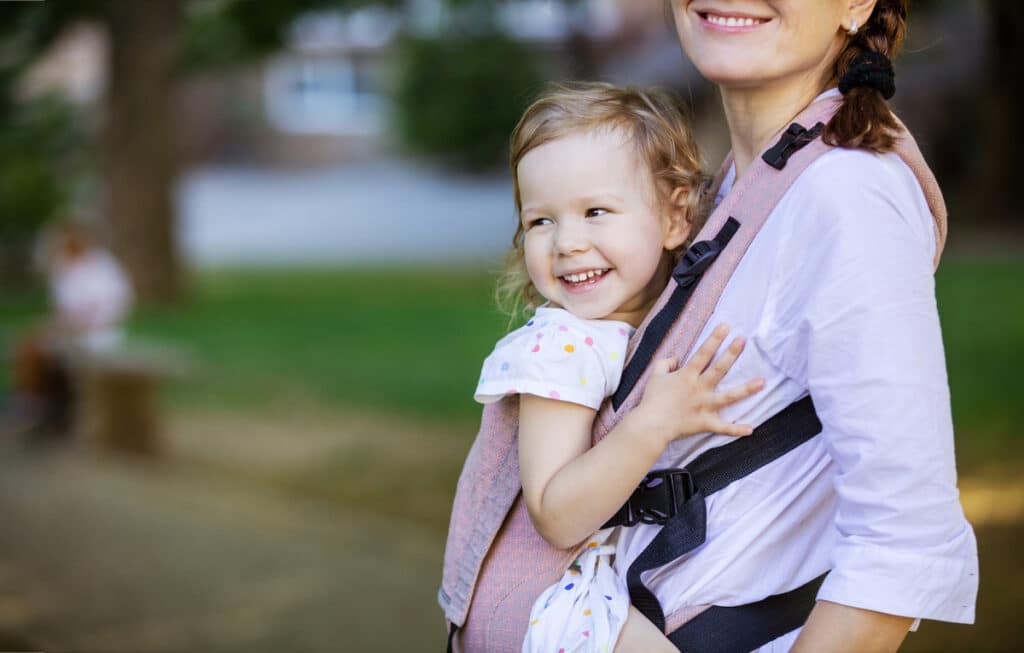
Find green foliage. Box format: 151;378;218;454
392;28;545;168
182;0;401;70
0;80;82;284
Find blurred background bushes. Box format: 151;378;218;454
0;84;82;286
393;28;543;168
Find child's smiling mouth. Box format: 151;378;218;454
558;268;609;291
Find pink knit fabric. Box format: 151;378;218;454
439;95;948;652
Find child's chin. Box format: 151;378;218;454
568;305;611;321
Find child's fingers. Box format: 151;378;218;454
711;419;754;437
701;336;747;386
651;357;676;376
712;378;765;407
685;323;729;373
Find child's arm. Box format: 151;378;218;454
520;324;764;549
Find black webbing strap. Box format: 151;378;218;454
625;395;823;636
612;218;740;411
668;572;828;652
446;621;456;653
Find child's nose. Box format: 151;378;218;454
553;222;590;255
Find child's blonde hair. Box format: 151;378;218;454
497;81;710;318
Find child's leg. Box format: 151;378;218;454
613;605;678;653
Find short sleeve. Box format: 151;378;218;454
475;309;632;410
757;149;978;622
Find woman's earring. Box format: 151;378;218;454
847;19;859;36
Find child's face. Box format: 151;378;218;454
517;128;690;327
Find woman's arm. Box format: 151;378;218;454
791;601;913;653
764;151;977;631
519;325;764;549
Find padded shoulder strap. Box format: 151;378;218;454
892;114;947;268
593;95;845;439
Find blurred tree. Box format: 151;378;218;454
979;0;1023;223
0;0;395;303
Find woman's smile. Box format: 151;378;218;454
694;6;773;32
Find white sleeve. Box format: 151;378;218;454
759;150;978;623
475;319;620;410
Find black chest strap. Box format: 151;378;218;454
612;217;740;411
612;395;823;645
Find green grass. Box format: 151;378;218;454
128;265;512;426
3;259;1022;453
935;257;1024;466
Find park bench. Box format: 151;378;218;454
67;342;192;456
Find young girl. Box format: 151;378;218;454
472;83;765;653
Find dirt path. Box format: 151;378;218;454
0;440;447;652
1;407;1020;652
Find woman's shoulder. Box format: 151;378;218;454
794;147;926;208
776;146;938;260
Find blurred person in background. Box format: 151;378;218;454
5;220;133;438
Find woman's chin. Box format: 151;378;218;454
687;55;776;88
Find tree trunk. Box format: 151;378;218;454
103;0;184;303
981;0;1024;223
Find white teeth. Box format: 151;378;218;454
562;269;607;283
707;14;762;27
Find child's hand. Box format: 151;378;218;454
633;323;764;445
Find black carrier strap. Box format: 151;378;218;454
611;396;823;648
668;572;828;652
612;218;740;411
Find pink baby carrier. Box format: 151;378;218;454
439;95;947;652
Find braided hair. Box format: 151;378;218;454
824;0;909;152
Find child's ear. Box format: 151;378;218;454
663;186;693;250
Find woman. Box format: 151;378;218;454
608;1;977;650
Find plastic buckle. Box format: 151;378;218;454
672;240;722;288
619;469;695;527
762;121;824;170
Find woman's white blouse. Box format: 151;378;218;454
475;306;635;409
612;147;978;645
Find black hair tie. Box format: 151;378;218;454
838;51;896;100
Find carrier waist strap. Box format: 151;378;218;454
621;395;823;644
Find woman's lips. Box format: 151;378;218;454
697;10;771;32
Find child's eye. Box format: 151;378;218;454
585;207;609;218
526;217;553;229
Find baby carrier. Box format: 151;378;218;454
439;94;948;653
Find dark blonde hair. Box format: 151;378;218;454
824;0;908;152
497;82;708;317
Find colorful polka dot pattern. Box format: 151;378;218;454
523;526;627;653
474;307;634;413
